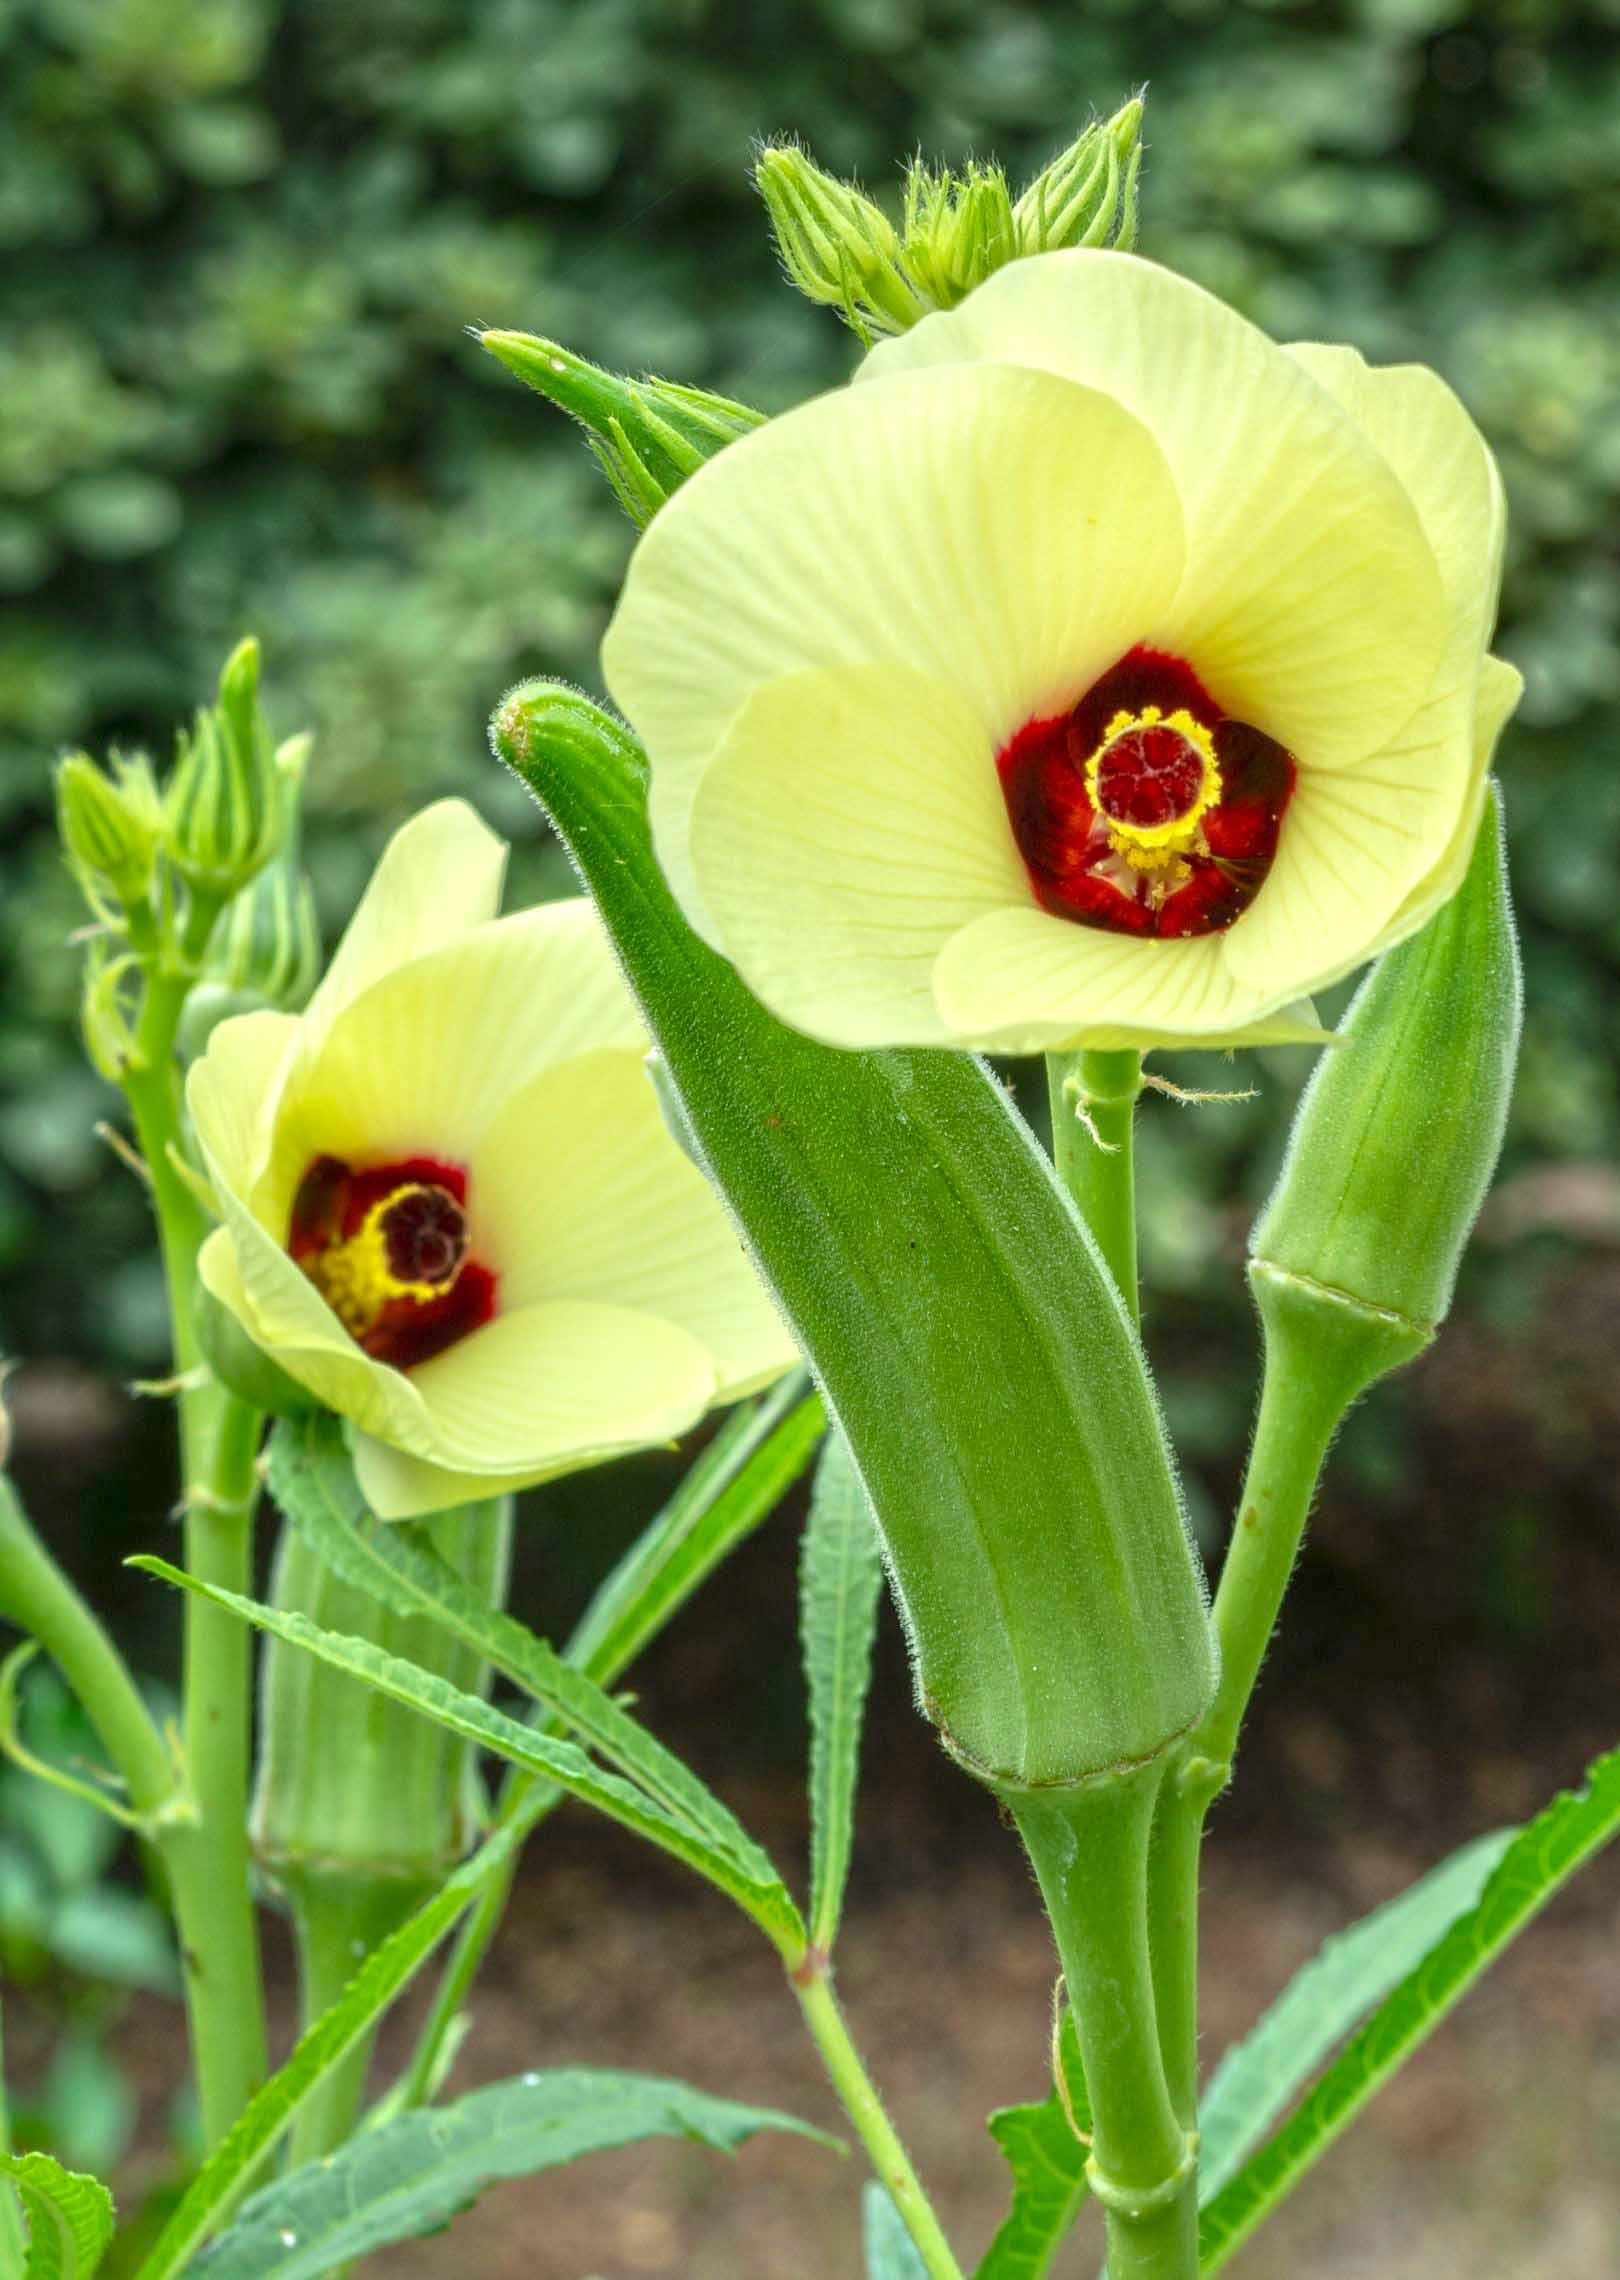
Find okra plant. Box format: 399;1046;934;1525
2;95;1613;2280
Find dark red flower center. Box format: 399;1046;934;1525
997;646;1298;938
288;1153;496;1371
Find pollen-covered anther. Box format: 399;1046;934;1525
1084;707;1221;867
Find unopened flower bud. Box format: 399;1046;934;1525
1013;98;1144;256
900;159;1018;310
166;636;281;897
55;751;163;912
481;332;765;528
753;143;927;340
1249;786;1521;1400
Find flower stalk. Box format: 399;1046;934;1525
1046;1048;1143;1326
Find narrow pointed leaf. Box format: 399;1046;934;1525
131;1823;526;2280
1197;1827;1512;2202
864;2182;931;2278
1199;1742;1620;2271
975;2008;1091;2280
131;1557;805;1959
266;1415;788;1894
190;2068;831;2280
801;1429;884;1952
567;1369;824;1684
0;2153;115;2280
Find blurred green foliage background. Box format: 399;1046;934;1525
1;0;1616;1467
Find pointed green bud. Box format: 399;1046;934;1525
207;734;319;1009
55;750;164;912
1013;98;1144;257
165;635;282;897
899;157;1018;310
481;331;765;528
1249;787;1521;1403
753;143;928;341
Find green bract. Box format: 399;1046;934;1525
1249;784;1521;1395
494;681;1215;1792
55;750;163;912
479;333;764;530
165;636;282;896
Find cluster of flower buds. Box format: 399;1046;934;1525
53;636;321;1074
753;98;1143;341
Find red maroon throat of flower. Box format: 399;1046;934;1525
288;1154;496;1370
997;646;1297;939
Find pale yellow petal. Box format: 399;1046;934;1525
603;360;1185;939
929;907;1291;1053
866;251;1449;770
405;1299;716;1469
185;1009;301;1199
350;1436;598;1521
260;899;645;1230
1360;658;1523;959
470;1050;797;1398
296;798;507;1063
688;665;1028;1045
1284;344;1505;641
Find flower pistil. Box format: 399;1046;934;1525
289;1154;496;1370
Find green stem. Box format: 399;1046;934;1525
0;1477;176;1817
1009;1765;1197;2280
1046;1049;1142;1326
122;891;269;2146
1144;1300;1371;2130
285;1879;418;2167
792;1962;963;2280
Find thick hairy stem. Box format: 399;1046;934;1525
1010;1765;1198;2280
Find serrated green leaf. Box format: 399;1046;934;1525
975;2008;1091;2280
1199;1742;1620;2271
267;1414;787;1897
566;1369;824;1685
864;2181;931;2279
132;1556;804;1961
130;1823;525;2280
1;2150;115;2280
1197;1826;1512;2203
191;2067;830;2280
801;1429;884;1953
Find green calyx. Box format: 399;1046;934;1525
754;98;1144;342
494;680;1214;1791
165;635;284;896
480;331;764;528
1249;786;1522;1401
55;749;165;913
251;1497;512;1897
